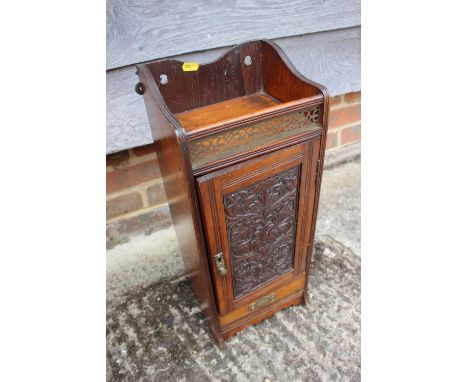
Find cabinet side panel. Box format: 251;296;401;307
303;92;329;303
262;41;322;102
138;69;221;341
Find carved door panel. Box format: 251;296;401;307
196;139;321;315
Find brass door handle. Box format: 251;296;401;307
214;252;227;276
248;294;276;311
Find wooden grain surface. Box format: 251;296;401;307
176;93;280;132
137;64;224;344
195;140;318;317
107;0;360;70
134;40;330;343
106;27;360;153
146;41;264;114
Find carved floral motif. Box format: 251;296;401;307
224;167;300;298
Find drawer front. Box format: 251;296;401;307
188;105;322;171
219;275;306;329
196;139;321;316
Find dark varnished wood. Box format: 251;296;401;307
224;166;299;298
196;140;320;319
188;106;322;171
136;65;223;345
136;40;329;345
146;42;263;115
176;92;280;132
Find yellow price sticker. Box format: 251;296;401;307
182;62;199;72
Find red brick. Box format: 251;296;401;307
106;150;130;168
107;192;143;220
147;183;167;206
343;91;361;104
106;205;173;249
341;124;361;145
112;206;169;235
329;104;361;129
107;159;161;194
132;144;156;157
330;95;343;108
326;131;338;150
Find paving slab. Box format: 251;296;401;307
316;159;361;255
107;235;360;382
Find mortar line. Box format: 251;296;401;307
107;178;164;199
106;202;169;224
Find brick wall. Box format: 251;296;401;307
327;91;361;149
106;91;360;248
106;146;172;249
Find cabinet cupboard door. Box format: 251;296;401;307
196;139;321;316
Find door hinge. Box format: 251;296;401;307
307;242;313;260
214;252;227;276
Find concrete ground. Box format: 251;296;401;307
107;158;361;381
315;159;360;256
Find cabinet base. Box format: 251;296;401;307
213;291;306;347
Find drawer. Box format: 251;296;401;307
187;105;322;171
219;275;306;329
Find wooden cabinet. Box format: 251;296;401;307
136;40;329;346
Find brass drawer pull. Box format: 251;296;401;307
248;294;276;311
214;252;227;276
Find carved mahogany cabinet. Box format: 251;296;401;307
136;40;329;346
